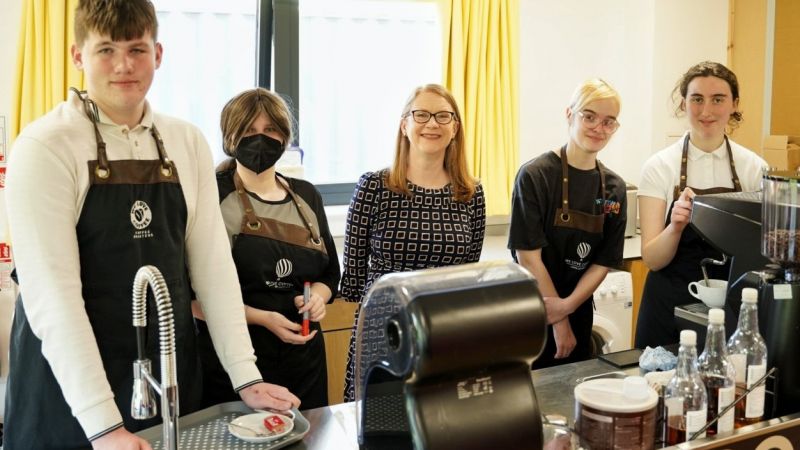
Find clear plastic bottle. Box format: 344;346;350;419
665;330;708;445
726;287;768;427
698;308;736;436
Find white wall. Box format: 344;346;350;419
520;0;729;186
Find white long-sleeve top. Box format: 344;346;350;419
5;91;262;439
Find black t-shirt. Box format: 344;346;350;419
508;150;627;277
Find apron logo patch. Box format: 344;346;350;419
130;200;154;239
275;258;292;279
265;258;294;289
565;242;591;271
577;242;591;260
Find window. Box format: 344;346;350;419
297;0;442;186
148;0;442;204
149;0;259;161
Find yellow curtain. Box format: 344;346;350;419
11;0;83;141
440;0;519;216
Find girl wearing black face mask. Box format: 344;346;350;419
192;88;340;409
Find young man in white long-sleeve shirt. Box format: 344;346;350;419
3;1;300;449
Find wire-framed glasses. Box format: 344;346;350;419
409;110;456;125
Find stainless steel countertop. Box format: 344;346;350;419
140;356;800;448
285;357;630;449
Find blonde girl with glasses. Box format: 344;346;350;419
340;84;486;401
508;78;628;369
635;62;767;348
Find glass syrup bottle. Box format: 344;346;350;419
665;330;708;445
698;308;736;436
726;287;768;427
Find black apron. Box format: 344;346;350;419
197;171;329;409
635;135;741;348
3;90;201;449
532;147;608;369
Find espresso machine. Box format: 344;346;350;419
688;169;800;418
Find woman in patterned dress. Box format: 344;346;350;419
340;84;486;401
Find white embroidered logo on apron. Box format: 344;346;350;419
265;258;294;289
130;200;154;239
276;258;293;279
577;242;591;260
565;242;592;271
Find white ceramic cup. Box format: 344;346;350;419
688;279;728;308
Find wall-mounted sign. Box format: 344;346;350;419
0;243;10;263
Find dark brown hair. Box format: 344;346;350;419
672;61;742;128
74;0;158;46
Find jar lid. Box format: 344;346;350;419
575;377;658;413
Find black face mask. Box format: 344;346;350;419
235;134;285;174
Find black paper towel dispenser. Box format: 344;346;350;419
354;261;548;450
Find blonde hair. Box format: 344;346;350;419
220;88;294;156
388;84;476;203
569;78;621;113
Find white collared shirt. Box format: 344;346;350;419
638;131;767;207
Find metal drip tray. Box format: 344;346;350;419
136;402;310;449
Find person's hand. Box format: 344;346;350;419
294;291;327;322
239;382;301;412
542;296;572;325
552;320;576;359
91;427;152;450
669;187;695;232
260;311;317;345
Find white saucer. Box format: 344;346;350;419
228;411;294;443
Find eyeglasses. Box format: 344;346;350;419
576;110;620;133
409;110;456;125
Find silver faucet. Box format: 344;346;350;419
130;265;179;450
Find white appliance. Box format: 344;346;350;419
591;270;634;354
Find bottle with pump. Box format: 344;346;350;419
665;330;708;445
698;308;736;436
726;287;768;427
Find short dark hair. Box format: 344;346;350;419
74;0;158;47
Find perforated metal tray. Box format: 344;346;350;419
136;402;309;449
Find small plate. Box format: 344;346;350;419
228;411;295;443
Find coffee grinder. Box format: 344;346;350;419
689;169;800;418
753;170;800;417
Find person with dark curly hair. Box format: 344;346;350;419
635;62;767;348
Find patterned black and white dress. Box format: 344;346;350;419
340;170;486;401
